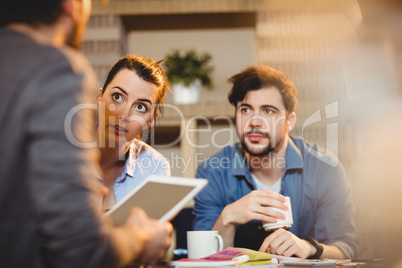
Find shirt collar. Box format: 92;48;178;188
231;144;250;177
97;142;137;184
230;144;255;187
113;142;137;183
285;137;304;171
126;142;136;177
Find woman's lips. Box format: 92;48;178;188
109;125;127;135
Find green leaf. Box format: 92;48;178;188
164;49;214;89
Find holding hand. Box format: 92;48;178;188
125;207;173;264
259;229;315;259
221;190;288;226
99;186;109;198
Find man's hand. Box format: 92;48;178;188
259;229;315;258
221;190;288;226
99;186;109;198
125;207;173;264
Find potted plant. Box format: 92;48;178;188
164;49;214;104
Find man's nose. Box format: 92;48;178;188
249;116;263;128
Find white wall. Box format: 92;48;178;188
127;28;256;102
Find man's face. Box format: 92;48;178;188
66;0;92;49
236;87;290;156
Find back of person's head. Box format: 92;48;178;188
102;55;170;109
0;0;64;27
228;65;298;114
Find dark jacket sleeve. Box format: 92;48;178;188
24;50;122;268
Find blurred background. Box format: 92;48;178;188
81;0;402;263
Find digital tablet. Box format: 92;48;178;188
104;175;208;225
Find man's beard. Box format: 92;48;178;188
241;129;285;157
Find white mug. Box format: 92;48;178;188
187;230;224;258
263;196;293;231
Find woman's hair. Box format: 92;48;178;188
0;0;64;27
228;65;298;114
101;55;170;115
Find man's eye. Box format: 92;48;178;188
265;109;274;114
240;107;250;113
112;93;123;102
135;103;147;112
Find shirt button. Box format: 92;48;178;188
257;225;262;230
115;183;119;187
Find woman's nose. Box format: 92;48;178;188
118;115;129;123
114;106;131;122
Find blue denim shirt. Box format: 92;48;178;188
100;139;170;204
194;137;358;259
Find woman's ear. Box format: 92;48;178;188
287;112;297;133
143;110;158;130
147;110;158;128
97;88;103;101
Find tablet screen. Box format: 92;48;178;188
105;176;208;225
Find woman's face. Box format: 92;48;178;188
98;68;158;146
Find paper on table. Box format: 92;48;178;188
170;247;273;267
169;255;250;267
204;247;272;260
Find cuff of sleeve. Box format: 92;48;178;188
330;241;355;259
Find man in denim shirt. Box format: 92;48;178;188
193;66;358;259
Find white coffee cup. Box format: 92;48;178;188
263;196;293;231
187;230;224;259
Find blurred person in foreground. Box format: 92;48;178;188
0;0;172;267
193;66;358;259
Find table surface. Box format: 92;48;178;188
124;259;388;268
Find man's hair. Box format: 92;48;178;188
228;65;298;113
0;0;65;27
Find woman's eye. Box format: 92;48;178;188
135;103;147;112
112;93;123;102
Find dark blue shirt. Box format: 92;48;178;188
194;137;358;259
